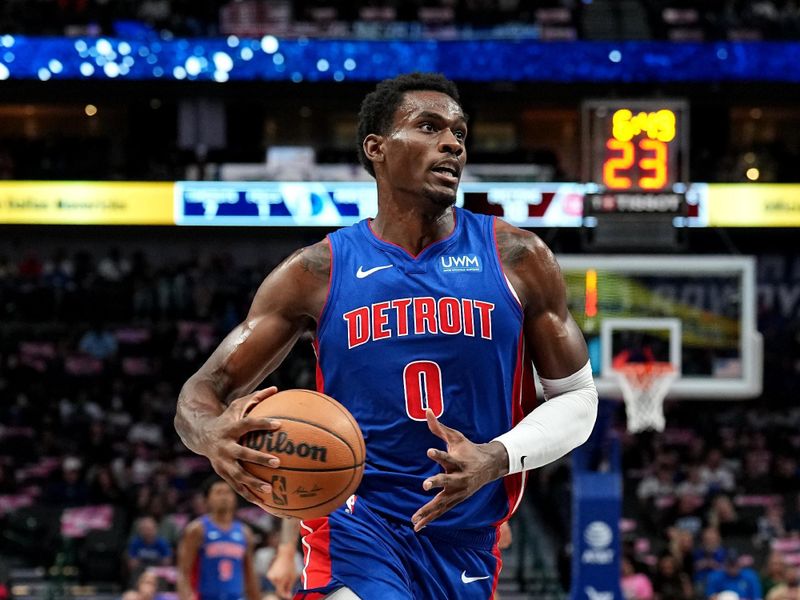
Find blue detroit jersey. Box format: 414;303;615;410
315;207;536;531
195;516;247;600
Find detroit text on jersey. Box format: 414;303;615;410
343;296;496;348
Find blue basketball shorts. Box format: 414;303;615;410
294;496;503;600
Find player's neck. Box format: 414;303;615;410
209;511;234;528
371;202;455;256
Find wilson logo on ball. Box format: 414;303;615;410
243;430;328;463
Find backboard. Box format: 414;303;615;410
556;255;762;399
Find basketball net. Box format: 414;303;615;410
613;362;677;433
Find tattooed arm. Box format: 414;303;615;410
175;241;331;506
492;219;597;473
495;220;589;379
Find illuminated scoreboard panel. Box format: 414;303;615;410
582;100;689;193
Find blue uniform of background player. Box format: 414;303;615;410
177;479;260;600
177;73;597;600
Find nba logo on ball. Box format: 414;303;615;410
271;475;288;506
582;521;614;564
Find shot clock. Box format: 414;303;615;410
581;100;689;249
582;100;688;192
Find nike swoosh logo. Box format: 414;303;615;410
461;571;491;584
356;264;393;279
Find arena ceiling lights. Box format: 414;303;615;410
0;36;799;83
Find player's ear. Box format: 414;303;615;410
363;134;384;166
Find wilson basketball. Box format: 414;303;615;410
240;389;366;519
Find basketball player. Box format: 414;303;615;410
176;477;260;600
176;72;598;599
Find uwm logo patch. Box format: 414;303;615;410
440;254;482;273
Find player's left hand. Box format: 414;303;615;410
411;409;509;532
267;541;299;599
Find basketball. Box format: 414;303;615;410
240;389;366;519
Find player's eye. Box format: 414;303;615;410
420;122;436;132
454;129;466;141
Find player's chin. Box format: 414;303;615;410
423;184;458;208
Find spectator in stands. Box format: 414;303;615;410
700;449;736;495
668;526;697;580
693;527;728;591
97;248;130;283
708;494;756;538
130;442;158;485
134;570;172;600
766;565;800;600
653;552;694;600
127;516;173;585
87;464;125;504
666;492;707;537
622;538;652;577
145;491;182;547
107;389;134;434
80;420;114;468
741;448;775;493
121;569;172;600
46;456;89;507
705;551;763;600
677;462;711;496
622;555;655;600
761;551;788;597
756;503;788;546
638;463;677;506
78;321;118;361
128;406;164;447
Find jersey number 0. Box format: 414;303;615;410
403;360;444;421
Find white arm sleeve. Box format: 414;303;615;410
492;360;598;474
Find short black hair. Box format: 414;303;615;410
356;72;462;177
201;475;228;498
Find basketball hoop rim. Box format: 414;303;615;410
612;362;678;433
614;362;676;375
612;361;678;390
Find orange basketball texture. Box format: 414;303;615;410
240;389;366;519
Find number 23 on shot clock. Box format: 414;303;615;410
582;100;688;193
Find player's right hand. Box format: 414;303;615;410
203;386;282;508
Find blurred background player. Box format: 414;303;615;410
177;478;260;600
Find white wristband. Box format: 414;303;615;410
493;360;598;475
